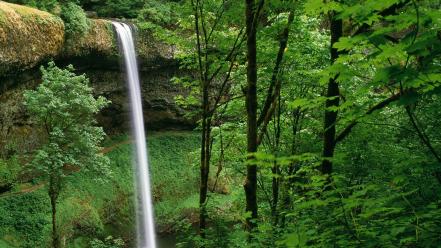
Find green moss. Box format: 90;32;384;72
0;2;120;74
0;10;5;24
8;3;52;17
0;2;64;74
63;19;117;57
105;21;117;50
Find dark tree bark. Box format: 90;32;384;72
199;92;211;238
49;174;60;248
192;0;211;238
244;0;259;231
320;1;409;174
257;11;294;128
257;10;295;145
321;13;343;175
271;96;282;225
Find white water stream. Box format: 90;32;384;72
113;22;157;248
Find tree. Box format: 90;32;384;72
320;10;342;175
244;0;260;232
24;62;110;248
243;0;296;231
191;0;245;238
169;0;246;240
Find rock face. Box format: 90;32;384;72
0;2;194;153
90;66;195;133
0;2;64;74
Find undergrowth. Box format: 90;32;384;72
0;131;199;247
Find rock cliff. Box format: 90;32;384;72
0;2;193;153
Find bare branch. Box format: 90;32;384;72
335;93;401;144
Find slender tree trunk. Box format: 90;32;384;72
271;96;281;225
280;108;302;227
244;0;258;231
271;164;279;220
199;85;211;238
49;176;60;248
192;0;212;239
404;107;441;184
321;13;343;175
268;11;294;226
50;196;59;248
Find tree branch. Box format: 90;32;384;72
335;93;401;144
256;11;294;146
352;0;411;36
257;10;294;128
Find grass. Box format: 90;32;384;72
0;131;200;247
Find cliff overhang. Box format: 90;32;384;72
0;1;176;76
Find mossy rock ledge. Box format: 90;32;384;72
0;2;191;153
0;1;64;75
0;1;175;76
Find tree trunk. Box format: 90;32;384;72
49;176;60;248
244;0;258;231
199;85;211;238
271;96;282;225
280;108;302;227
321;14;343;175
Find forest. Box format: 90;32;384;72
0;0;441;247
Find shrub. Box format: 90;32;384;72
0;157;20;193
90;236;125;248
138;0;178;26
0;190;50;247
60;2;90;38
96;0;144;18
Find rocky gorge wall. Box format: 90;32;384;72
0;1;193;153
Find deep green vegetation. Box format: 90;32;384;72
145;0;441;247
60;2;90;37
1;0;441;247
0;131;199;247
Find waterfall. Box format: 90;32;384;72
113;22;157;248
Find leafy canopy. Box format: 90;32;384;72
24;62;110;182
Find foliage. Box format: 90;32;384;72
95;0;144;18
0;190;50;248
90;236;125;248
159;0;441;246
0;131;200;246
0;157;20;192
138;0;180;26
24;62;110;183
109;132;200;232
2;0;441;247
60;2;90;38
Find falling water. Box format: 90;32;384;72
113;22;157;248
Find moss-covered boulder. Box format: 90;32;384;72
136;29;175;68
0;1;120;74
63;19;116;58
0;1;64;74
0;2;177;75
